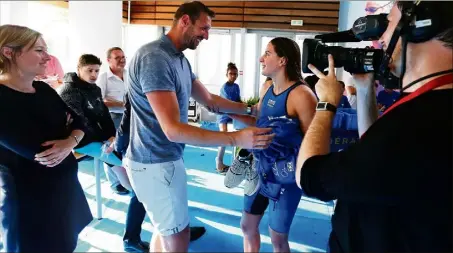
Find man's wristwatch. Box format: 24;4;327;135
316;102;337;113
246;105;253;115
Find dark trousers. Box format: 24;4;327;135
0;166;18;252
110;112;123;129
123;193;146;243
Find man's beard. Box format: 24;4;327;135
183;28;197;50
185;36;198;50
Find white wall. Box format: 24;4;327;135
1;1;28;26
68;1;123;73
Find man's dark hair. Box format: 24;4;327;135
78;54;102;68
396;1;453;48
173;1;215;25
106;47;123;58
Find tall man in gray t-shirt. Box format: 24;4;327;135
123;1;274;252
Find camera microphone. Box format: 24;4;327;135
314;14;388;43
315;30;361;43
302;14;391;75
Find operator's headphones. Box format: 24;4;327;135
402;1;443;43
378;1;450;90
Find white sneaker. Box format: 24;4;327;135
244;158;260;196
224;149;252;188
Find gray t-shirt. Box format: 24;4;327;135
125;35;196;164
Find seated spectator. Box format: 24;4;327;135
57;54;129;195
377;88;400;112
36;54;65;89
96;47;127;128
338;81;352;108
344;82;357;109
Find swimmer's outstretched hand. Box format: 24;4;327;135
231;127;275;149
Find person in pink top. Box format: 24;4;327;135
36;54;64;88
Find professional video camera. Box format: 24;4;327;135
302;13;401;88
302;14;388;75
304;1;450;91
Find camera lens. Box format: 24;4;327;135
302;39;384;74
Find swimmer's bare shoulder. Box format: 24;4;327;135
255;79;274;115
287;82;318;133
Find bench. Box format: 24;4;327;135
74;150;103;220
73;151;87;160
73;143;123;220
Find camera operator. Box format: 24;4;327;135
296;1;452;252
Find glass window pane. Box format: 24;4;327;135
124;25;161;63
183;49;196;71
196;34;231;95
242;33;257;100
296;34;317;78
0;1;11;25
258;36;276;87
27;2;70;72
234;33;242;87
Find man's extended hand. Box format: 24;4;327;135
308;54;342;107
231;127;275;149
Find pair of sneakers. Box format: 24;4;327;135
224;149;259;196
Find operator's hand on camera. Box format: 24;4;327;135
308;54;342;106
352;73;375;92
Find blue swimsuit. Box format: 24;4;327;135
244;82;304;234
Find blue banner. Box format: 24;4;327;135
331;109;359;152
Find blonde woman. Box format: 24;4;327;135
0;25;92;252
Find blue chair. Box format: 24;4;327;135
75;142;122;219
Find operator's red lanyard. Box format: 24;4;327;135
381;73;453;117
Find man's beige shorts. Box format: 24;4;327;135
123;158;189;236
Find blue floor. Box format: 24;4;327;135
75;144;332;252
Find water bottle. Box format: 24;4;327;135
100;141;111;161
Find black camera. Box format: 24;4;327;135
302;14;388;75
302;40;383;74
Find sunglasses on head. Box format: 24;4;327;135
365;2;392;13
365;6;381;13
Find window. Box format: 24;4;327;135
26;2;70;72
184;49;196;71
295;34;317;78
124;24;162;64
258;36;277;87
242;33;257;100
233;33;242;86
0;1;11;25
196;33;231;94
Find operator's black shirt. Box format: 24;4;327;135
300;89;452;252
